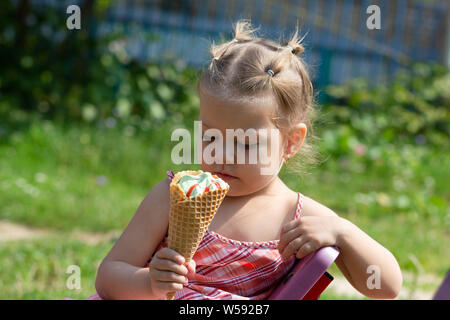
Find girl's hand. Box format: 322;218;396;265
278;215;343;261
148;247;196;299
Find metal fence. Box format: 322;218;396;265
34;0;450;88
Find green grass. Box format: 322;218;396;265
0;120;448;299
0;121;179;232
0;236;112;299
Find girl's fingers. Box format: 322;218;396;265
187;260;196;274
295;241;319;259
186;260;196;281
155;280;184;292
156;248;185;265
280;219;301;235
151;269;188;284
280;236;308;261
152;258;188;275
278;227;303;254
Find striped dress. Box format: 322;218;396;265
86;192;304;300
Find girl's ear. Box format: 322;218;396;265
284;123;307;158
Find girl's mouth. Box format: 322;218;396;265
214;172;237;182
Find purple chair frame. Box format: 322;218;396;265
269;246;340;300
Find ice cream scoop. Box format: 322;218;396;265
178;172;228;198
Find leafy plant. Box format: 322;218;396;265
322;62;449;150
0;0;200;134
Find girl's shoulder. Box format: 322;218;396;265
134;177;172;228
143;177;171;213
297;193;340;218
150;177;171;196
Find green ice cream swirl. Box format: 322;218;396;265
178;172;228;198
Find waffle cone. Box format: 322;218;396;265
166;170;229;300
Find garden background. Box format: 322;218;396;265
0;0;449;299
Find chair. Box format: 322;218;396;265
268;246;340;300
433;270;450;300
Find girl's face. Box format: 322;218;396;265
198;87;286;197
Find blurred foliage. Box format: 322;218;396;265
322;62;450;154
0;0;200;135
1;1;448;149
311;63;450;232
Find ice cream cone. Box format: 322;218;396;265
166;170;229;300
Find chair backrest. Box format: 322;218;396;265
268;246;340;300
433;270;450;300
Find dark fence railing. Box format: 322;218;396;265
31;0;449;88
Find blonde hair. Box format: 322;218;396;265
198;20;319;174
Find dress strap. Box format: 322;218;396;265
294;192;304;220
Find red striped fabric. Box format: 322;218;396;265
150;192;304;300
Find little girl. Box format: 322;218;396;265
94;20;402;300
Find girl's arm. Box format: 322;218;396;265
334;217;403;299
95;262;155;300
279;195;402;299
95;178;171;299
